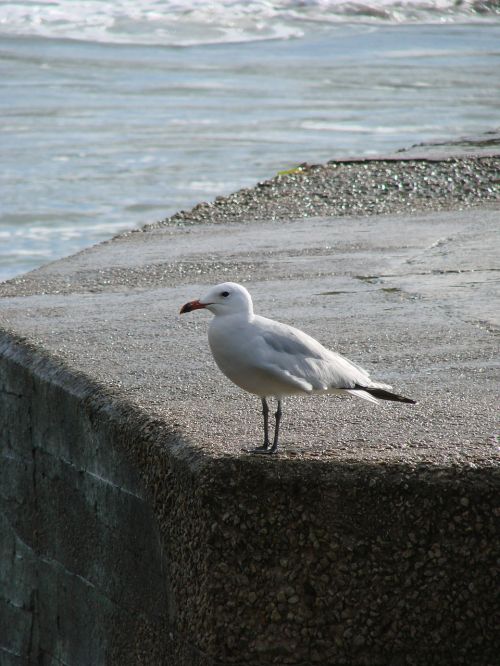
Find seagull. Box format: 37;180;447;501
180;282;415;454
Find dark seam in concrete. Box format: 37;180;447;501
0;388;25;398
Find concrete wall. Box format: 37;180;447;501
1;335;174;664
1;331;499;665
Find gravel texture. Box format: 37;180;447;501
148;155;499;229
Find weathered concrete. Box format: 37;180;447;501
1;151;499;664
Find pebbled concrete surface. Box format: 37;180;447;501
1;146;499;665
0;207;498;465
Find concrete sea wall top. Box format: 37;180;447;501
1;154;498;468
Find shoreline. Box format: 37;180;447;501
4;144;497;300
2;131;499;297
145;132;500;231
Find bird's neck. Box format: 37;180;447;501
210;311;253;335
215;309;253;322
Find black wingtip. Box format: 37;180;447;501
354;385;416;404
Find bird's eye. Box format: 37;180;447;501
221;291;230;298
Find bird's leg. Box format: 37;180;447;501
251;397;270;452
262;397;270;449
246;397;284;455
268;399;282;454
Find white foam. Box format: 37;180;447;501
300;121;445;134
0;1;497;46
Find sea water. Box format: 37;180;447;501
1;1;499;280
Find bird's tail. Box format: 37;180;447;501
348;384;416;404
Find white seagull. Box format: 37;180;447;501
180;282;415;454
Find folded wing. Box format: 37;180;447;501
255;316;391;397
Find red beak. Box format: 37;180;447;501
180;299;206;314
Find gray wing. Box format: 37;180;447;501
262;328;323;359
254;316;381;391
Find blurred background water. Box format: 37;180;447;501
1;1;499;281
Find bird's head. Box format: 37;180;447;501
180;282;253;317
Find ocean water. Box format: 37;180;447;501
1;1;499;281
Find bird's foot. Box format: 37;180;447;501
242;445;279;455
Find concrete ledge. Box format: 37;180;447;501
1;151;499;664
2;331;499;665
